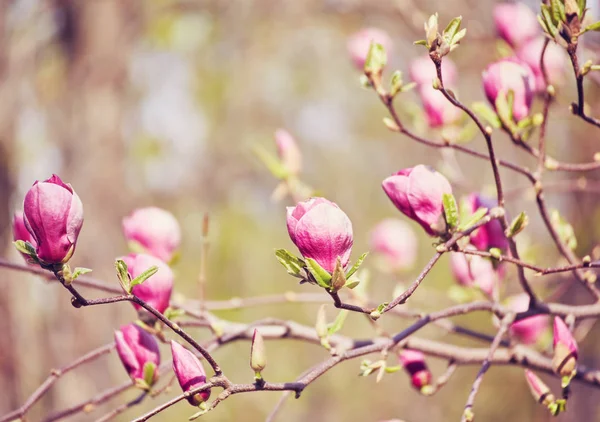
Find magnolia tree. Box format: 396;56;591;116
3;1;600;421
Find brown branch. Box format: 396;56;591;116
567;42;600;128
460;314;515;422
93;392;147;422
0;343;115;422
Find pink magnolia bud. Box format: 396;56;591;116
382;165;452;236
507;294;549;345
449;251;500;298
516;37;566;92
13;211;37;262
524;370;555;406
122;207;181;263
398;349;433;394
114;323;160;386
493;3;539;48
286;197;353;273
23;174;84;265
409;55;458;88
121;253;174;314
552;317;578;377
369;218;418;272
482;58;535;122
418;85;462;128
466;194;507;251
347;28;392;70
171;340;211;406
275;129;302;176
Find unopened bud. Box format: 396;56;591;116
524;370;555;407
552;317;578;378
250;329;267;377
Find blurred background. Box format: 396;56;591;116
1;0;600;420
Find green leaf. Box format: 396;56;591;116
129;265;159;290
164;307;185;320
541;5;559;38
495;90;514;128
551;210;578;251
13;240;36;257
330;258;347;292
390;70;403;97
584;21;600;31
452;28;467;45
364;42;387;74
275;249;305;278
458;207;488;232
443;16;462;43
345;252;368;279
115;259;131;293
507;211;529;238
472;102;501;128
414;39;428;46
252;144;288;179
327;310;349;335
72;267;92;280
551;0;564;24
143;362;156;388
345;279;360;289
442;193;459;230
489;248;502;259
305;258;332;289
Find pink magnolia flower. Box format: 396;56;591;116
450;251;500;299
409;55;458;88
369;218;418;272
524;370;555;406
382;165;452;236
286;198;353;273
13;211;37;262
466;194;507;251
171;340;211;406
419;85;462;128
122;207;181;263
482;57;535;122
114;324;160;385
399;349;433;393
347;28;392;70
120;253;174;314
552;317;578;377
507;294;549;345
493;3;540;48
517;37;566;92
275;129;302;176
23;174;84;265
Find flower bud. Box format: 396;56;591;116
275;129;302;176
466;194;507;251
369;218;417;272
250;329;267;375
120;253;174;314
493;3;539;48
122;207;181;263
13;211;37;262
382;165;452;236
507;294;549;345
482;58;535;122
114;323;160;387
398;349;433;394
347;28;392;71
524;370;555;406
418;85;462;128
286;197;353;273
23;174;84;265
552;317;578;377
409;55;458;89
450;251;500;299
171;340;211;406
516;37;566;92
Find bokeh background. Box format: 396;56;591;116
1;0;600;421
